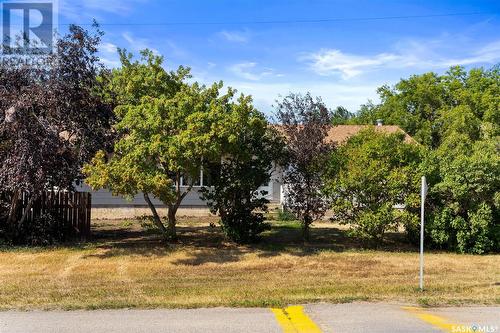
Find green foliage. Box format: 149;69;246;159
351;65;499;253
84;50;240;238
424;133;499;254
16;212;65;246
216;202;270;244
84;50;187;196
277;208;296;221
351;204;395;241
137;215;164;234
331;106;355;125
325;128;422;242
200;99;283;243
353;65;499;148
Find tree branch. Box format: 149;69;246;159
143;192;167;233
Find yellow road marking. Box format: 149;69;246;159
403;306;461;332
271;305;323;333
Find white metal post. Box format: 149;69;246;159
420;176;427;291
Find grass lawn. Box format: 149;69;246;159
0;217;498;310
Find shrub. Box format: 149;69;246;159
423;134;499;254
348;204;396;242
324;128;422;242
202;158;272;244
200;106;282;244
219;207;270;244
17;212;65;246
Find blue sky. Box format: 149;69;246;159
12;0;500;113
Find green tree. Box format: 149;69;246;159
84;50;230;240
423;132;500;254
200;96;283;243
324;128;422;243
331;106;354;125
350;65;499;253
353;65;499;148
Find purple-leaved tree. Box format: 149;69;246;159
275;92;334;241
0;24;112;242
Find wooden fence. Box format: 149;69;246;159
17;191;92;240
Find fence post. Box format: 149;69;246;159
86;193;92;240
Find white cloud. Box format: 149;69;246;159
229;62;259;80
120;33;188;60
100;42;118;54
303;39;500;79
442;40;500;66
122;32;159;55
228;62;282;81
227;81;379;115
96;41;121;68
218;30;250;43
164;40;188;59
100;57;121;68
303;50;403;79
193;67;379;114
59;0;148;20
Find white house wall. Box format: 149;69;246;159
77;168;282;209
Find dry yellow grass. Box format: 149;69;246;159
0;218;498;310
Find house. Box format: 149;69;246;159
81;124;413;219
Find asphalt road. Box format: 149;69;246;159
0;303;498;333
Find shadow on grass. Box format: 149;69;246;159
254;223;416;257
79;219;418;262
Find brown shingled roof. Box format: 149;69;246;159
326;125;415;144
273;124;415;144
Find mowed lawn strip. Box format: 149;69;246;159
0;218;498;310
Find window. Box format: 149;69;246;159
201;166;215;187
180;169;201;187
179;165;217;187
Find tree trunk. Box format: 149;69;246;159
302;223;310;242
7;189;21;225
18;193;37;227
163;171;192;241
143;193;167;234
302;215;312;242
167;204;177;240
